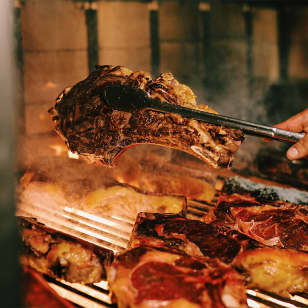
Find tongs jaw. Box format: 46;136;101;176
101;84;305;144
101;84;150;112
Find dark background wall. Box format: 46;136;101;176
15;0;308;178
17;1;308;134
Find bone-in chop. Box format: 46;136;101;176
49;65;304;169
49;65;245;169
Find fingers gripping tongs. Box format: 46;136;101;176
102;85;305;144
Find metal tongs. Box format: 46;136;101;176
102;85;305;143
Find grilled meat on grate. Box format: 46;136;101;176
107;246;248;308
234;247;308;296
213;193;308;251
129;212;260;264
20;218;113;284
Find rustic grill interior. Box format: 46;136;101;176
9;0;308;307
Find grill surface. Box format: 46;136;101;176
16;179;308;308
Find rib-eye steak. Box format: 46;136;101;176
107;246;248;308
129;213;259;264
234;247;308;295
49;65;244;169
19;218;113;284
213;193;308;250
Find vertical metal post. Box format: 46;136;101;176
277;5;290;82
199;1;211;88
243;4;253;97
0;1;22;306
85;1;99;73
149;1;160;77
14;0;25;134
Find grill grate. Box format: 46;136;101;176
17;199;308;308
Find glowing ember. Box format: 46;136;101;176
68;151;79;159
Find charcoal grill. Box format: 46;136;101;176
16;174;308;308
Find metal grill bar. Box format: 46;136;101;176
46;278;308;308
51;279;112;304
291;295;308;306
247;290;308;308
17;202;132;253
47;280;111;308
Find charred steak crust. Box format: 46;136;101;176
19;218;113;284
49;65;244;169
129;213;259;264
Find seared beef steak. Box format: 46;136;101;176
213;193;308;250
49;65;244;169
129;213;259;264
107;246;247;308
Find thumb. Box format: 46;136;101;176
286;133;308;160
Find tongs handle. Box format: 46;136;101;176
146;100;305;143
102;85;305;143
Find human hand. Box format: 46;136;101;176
274;108;308;160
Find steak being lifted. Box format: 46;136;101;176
49;65;244;169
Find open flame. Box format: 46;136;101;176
48;145;80;160
68;150;79;160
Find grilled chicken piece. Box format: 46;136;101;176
107;246;248;308
17;170;187;227
234;247;308;296
19;218;112;284
49;65;244;169
112;157;217;202
83;185;187;222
